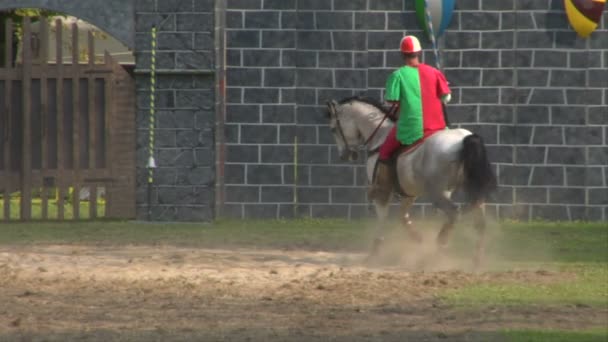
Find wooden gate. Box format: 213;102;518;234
0;18;135;221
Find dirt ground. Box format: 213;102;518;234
0;240;606;342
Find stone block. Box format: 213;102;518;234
311;204;350;218
244;88;280;104
530;166;564;186
529;89;565;105
533;126;563;145
515;146;546;164
486;145;513;164
457;0;481;10
262;105;295;123
333;31;368;51
245;11;280;29
566;167;604;187
316;12;353;30
177;13;213;31
195;33;214;50
158;32;194;50
446;69;481;87
369;0;403;10
247;164;282;184
319;52;353;68
261;145;294;163
224;163;245;184
479;106;514;123
335;69;367;89
261;186;293;203
227;68;262;87
263;0;295;9
499;165;531;186
589;188;608;205
532;205;569;221
550;188;585;205
298;145;329;164
483;69;513;87
297;187;330;203
158;0;193;12
448;105;478;123
461;88;500;104
588;69;608;88
547;147;586;165
194;0;214;12
264;68;296;87
244;204;278;219
552;106;586;125
483;0;514;10
284;165;311;185
515;187;547;203
334;0;367;10
517;32;554;49
240;124;277;144
280;11;297;29
515;106;549;124
243;50;281;67
262;31;296;48
367;31;407;50
517;70;549;87
228;0;262;10
570;51;602;68
311;166;355;186
297;69;333;88
564;127;603;146
355;12;385;30
297;31;332;50
227;30;260;48
331;187;367;204
226;145;259;163
176;51;213;69
587;107;607;125
461;12;501;31
550;70;586;87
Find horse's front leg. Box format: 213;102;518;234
400;196;422;243
368;197;391;259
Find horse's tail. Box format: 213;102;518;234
461;133;497;205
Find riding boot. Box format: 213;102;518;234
368;159;394;205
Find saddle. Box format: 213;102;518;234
374;136;428;197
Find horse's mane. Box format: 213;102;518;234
338;96;390;115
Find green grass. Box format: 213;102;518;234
0;198;105;220
504;328;608;342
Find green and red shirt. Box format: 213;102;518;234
385;63;450;145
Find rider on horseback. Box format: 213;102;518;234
370;35;452;204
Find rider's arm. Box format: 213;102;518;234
386;101;399;121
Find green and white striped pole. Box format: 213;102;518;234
147;26;157;220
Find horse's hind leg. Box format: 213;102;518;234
433;191;458;247
400;196;422;243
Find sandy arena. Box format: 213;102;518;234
1;238;605;342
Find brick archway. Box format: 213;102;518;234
0;0;134;48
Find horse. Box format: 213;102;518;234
325;96;497;267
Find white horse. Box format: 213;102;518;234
325;97;497;266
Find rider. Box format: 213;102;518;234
369;35;452;203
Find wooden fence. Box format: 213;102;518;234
0;17;136;221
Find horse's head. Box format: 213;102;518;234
325;100;361;161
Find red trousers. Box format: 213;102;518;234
379;126;401;161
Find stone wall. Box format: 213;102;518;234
134;0;217;221
223;0;607;221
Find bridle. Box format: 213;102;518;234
327;100;392;154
